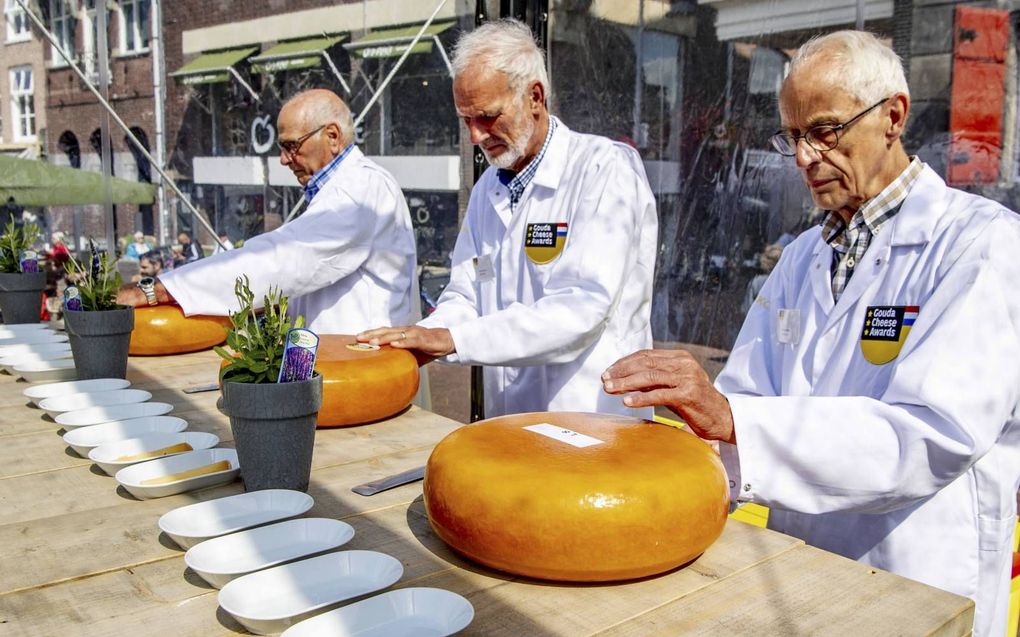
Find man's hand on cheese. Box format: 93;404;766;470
357;325;455;361
602;349;736;444
115;279;174;307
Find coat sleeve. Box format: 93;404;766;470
718;214;1020;515
432;145;654;368
160;181;382;316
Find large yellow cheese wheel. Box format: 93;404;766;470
314;335;419;428
424;412;729;581
129;305;230;356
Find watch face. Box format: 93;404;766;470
139;277;155;287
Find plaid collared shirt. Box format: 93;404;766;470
496;117;558;212
303;144;355;203
821;157;924;301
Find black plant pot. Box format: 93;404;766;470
64;306;135;379
222;374;322;492
0;272;46;324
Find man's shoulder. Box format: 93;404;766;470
320;149;401;208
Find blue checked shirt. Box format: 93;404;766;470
821;157;924;302
303;144;355;203
496;117;558;212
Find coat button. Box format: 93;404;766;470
743;483;752;492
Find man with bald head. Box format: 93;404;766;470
603;31;1020;636
117;89;416;334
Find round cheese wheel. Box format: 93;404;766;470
129;305;230;356
424;412;729;582
313;335;419;428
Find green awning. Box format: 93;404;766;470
170;47;258;85
250;35;346;74
345;22;455;59
0;156;155;206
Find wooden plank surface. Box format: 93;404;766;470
0;349;975;636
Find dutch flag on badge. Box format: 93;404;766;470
903;306;919;326
556;223;568;237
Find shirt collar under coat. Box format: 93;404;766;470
812;161;945;257
486;116;568;222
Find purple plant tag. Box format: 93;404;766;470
19;250;38;273
278;328;319;383
64;285;83;311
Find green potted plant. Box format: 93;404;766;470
215;275;322;492
0;221;45;324
63;242;134;379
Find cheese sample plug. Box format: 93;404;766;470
140;460;231;485
115;443;194;463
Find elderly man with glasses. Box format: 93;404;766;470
117;88;417;334
603;30;1020;637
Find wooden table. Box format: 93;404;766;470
0;350;975;636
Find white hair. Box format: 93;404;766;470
451;18;548;98
282;89;355;146
789;30;909;105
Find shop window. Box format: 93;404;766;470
9;66;35;141
118;0;149;54
4;0;30;42
48;0;76;67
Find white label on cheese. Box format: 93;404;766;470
523;423;605;448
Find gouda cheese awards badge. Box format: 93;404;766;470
525;222;567;264
860;305;918;365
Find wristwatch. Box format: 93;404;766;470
138;277;158;306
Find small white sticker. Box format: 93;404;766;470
777;308;801;345
523;423;604;448
473;254;495;283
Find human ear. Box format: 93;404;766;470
528;81;546;114
886;93;910;140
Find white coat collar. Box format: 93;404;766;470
530;116;569;191
885;164;947;247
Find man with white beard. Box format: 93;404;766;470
359;18;658;418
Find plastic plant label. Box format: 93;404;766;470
278;328;319;383
63;285;83;311
20;250;38;273
523;423;605;448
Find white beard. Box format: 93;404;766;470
482;110;536;170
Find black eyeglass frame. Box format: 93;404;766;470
770;97;891;157
278;124;328;157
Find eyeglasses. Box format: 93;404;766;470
769;98;890;157
278;124;326;157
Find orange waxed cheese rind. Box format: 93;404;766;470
423;411;730;582
140;460;231;485
130;305;230;356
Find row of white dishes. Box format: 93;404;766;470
158;489;474;635
18;370;475;635
25;376;239;499
0;323;77;382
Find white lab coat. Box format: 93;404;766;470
717;165;1020;637
419;119;657;418
162;147;416;334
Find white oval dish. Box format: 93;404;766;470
0;341;74;360
63;416;188;457
55;402;173;428
40;388;153;417
15;358;77;383
280;588;475;637
0;322;49;332
186;518;355;588
218;551;404;635
158;489;314;550
116;448;239;499
24;377;131;407
0;331;68;346
89;431;219;476
0;348;73;374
